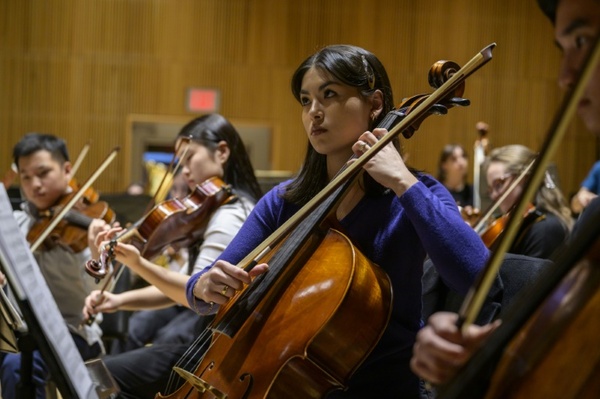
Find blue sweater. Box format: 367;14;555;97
581;160;600;194
186;173;489;397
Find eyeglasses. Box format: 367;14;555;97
487;173;515;197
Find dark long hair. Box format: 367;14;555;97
285;44;399;206
537;0;559;22
437;144;468;184
178;114;262;202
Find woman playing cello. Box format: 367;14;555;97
186;45;489;398
83;114;262;398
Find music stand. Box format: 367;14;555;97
0;304;19;354
0;185;99;399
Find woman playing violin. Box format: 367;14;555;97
483;144;573;258
185;45;489;398
0;133;107;399
83;114;262;399
108;169;192;356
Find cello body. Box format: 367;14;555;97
437;226;600;399
483;247;600;399
157;229;392;399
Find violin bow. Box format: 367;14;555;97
140;136;190;216
472;158;535;235
69;141;91;180
30;147;120;252
456;33;600;331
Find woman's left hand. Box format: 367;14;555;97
351;128;418;196
193;260;268;306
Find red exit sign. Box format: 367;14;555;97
187;88;220;113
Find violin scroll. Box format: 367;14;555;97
85;242;116;282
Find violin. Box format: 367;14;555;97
477;203;537;249
69;178;100;205
469;159;536;248
27;189;116;253
85;176;236;281
156;45;495;399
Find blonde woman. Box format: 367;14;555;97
483;144;573;258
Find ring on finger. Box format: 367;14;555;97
221;285;229;296
360;141;370;152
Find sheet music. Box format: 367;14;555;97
0;186;98;398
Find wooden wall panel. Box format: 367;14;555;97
1;0;596;199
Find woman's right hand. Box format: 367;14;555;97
82;289;122;319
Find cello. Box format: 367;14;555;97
157;44;495;399
436;30;600;399
460;120;489;225
472;121;489;212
